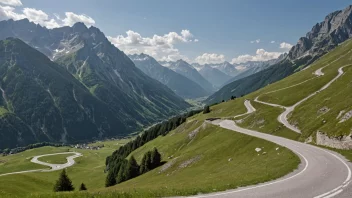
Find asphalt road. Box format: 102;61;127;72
190;100;352;198
0;152;82;177
255;64;352;134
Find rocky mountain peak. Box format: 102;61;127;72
289;5;352;61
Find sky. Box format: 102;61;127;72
0;0;351;64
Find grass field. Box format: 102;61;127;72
235;101;301;141
38;153;75;164
0;138;128;197
0;147;70;174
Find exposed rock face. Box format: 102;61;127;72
289;5;352;60
316;131;352;149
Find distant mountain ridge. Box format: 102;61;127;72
206;5;352;104
160;60;215;93
197;66;232;88
129;54;209;98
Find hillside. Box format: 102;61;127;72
206;5;352;104
0;106;299;197
129;54;209;99
0;38;131;149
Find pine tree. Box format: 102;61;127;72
116;161;127;184
79;183;87;191
140;151;152;174
151;148;161;168
53;169;74;192
124;156;140;180
105;170;116;187
203;106;210;114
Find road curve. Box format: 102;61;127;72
255;64;352;134
0;152;82;177
185;101;351;198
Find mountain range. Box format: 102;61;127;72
160;60;215;93
206;5;352;104
128;54;208;99
0;19;190;149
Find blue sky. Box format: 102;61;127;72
1;0;351;64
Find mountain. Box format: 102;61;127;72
197;66;232;88
128;54;209;99
223;55;287;86
289;5;352;62
0;20;190;149
206;5;352;104
160;60;215;93
0;38;129;149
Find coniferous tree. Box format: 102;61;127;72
140;151;152;174
53;169;74;192
203;106;210;114
124;156;140;180
151;148;161;168
105;170;117;187
117;161;127;183
79;183;87;191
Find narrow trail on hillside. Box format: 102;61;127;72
254;64;352;133
0;152;82;177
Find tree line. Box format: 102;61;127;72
106;148;162;187
105;109;201;187
1;142;66;156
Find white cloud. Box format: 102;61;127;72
22;8;60;29
231;49;282;64
280;42;293;51
250;39;260;44
0;0;22;6
108;29;197;61
195;53;225;64
271;41;275;43
0;5;25;20
62;12;95;27
0;3;95;29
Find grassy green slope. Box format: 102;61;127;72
0;139;129;197
235;101;301;140
255;40;352;106
100;122;299;197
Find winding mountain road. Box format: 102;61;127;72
193;100;352;198
0;152;82;177
255;64;352;134
187;63;352;197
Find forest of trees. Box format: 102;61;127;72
1;142;66;156
105;109;201;187
106;148;162;187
